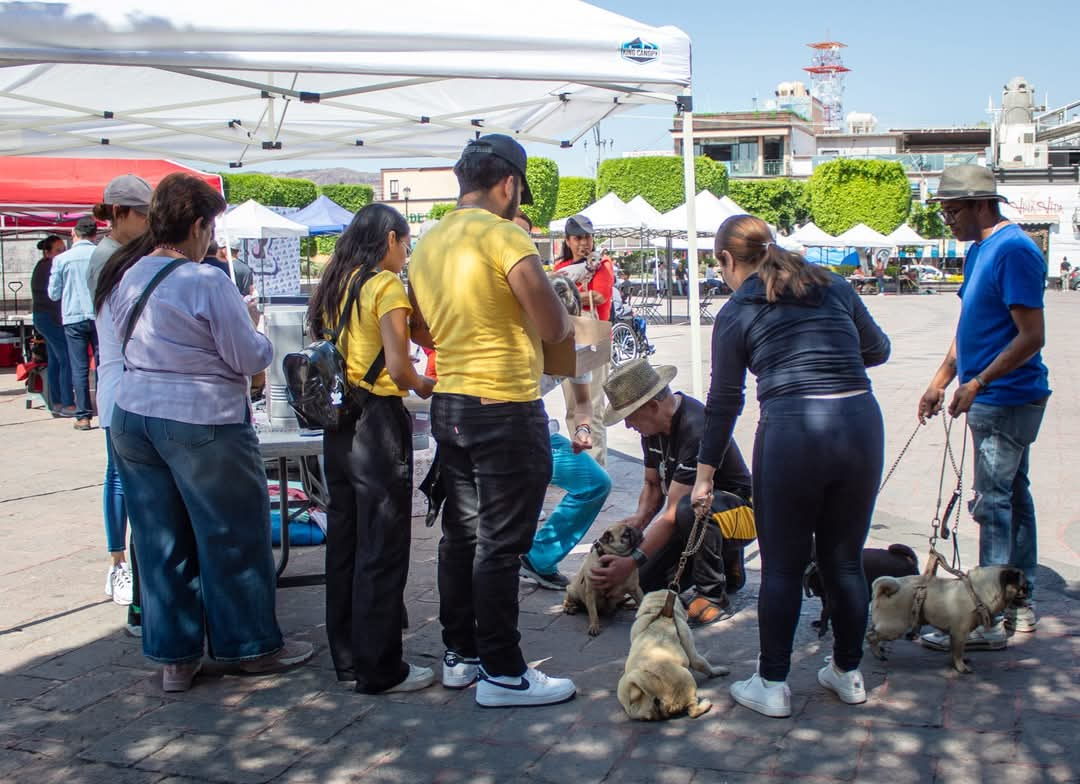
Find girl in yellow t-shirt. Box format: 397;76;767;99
305;203;435;695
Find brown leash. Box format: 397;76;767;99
660;500;712;618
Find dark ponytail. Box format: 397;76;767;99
36;235;63;254
306;203;408;339
714;214;830;303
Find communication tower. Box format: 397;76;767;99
804;41;851;132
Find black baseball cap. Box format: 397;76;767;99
459;133;533;204
74;216;99;237
565;214;594;237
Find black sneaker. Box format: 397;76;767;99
519;555;570;590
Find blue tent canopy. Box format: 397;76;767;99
803;246;849;266
290;195;355;235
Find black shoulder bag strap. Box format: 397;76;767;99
122;258;189;358
329;269;386;387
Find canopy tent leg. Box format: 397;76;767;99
681;94;704;401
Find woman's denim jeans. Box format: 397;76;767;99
32;311;74;408
967;400;1046;593
110;407;283;664
103;428;127;553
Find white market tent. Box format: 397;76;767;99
790;222;844;247
549;192;645;234
836;223;894;248
627;195;664;227
717;195;748;216
0;0;709;396
885;224;936;247
216;200;310;241
655;191;740;235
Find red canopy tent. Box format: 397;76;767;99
0;157;223;212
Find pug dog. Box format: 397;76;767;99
617;590;729;720
866;565;1029;673
564;523;644;636
805;543;919;638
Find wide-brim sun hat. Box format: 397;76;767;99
929;164;1008;203
602;359;678;427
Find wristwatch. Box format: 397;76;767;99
973;374;988;390
631;548;648;568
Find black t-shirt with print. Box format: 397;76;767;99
642;393;752;499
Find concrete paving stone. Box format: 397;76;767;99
30;665;151;712
943;678;1022;732
255;693;376;749
274;735;400;784
771;724;870;781
934;760;1076;784
0;672;62;702
77;723;184;767
853;751;938;784
628;725;778;776
601;760;698;784
141;700;286;738
1016;710;1080;771
390;735;548;778
0;747;37;778
23;637;142;680
0;703;61;739
231;669;328;712
524;727;632;782
27;692;167;747
135;733;302;784
4;759;167;784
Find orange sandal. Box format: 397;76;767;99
686;595;733;626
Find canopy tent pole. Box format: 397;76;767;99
681;93;703;401
221;221;238;287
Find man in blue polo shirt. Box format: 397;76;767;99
917;165;1049;651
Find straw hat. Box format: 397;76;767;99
602;359;678;427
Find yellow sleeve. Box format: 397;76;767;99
371;272;412;322
491;221;541;277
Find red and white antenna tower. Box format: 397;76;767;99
804;41;851;132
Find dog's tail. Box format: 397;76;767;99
888;543;919;573
871;575;903;599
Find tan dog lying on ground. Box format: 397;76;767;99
866;565;1029;673
617;590;729;720
564;523;644;636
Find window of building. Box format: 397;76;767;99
389;179;399;199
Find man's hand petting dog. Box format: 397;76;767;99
565;524;644;636
590;554;636;595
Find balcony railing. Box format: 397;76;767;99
762;159;786;176
811;152;979;173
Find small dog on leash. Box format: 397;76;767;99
866;565;1029;673
563;523;644;636
804;544;920;638
617;590;729;720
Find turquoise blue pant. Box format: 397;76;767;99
526;433;612;574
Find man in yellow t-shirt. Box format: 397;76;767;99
409;134;575;708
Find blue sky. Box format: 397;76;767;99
260;0;1076;179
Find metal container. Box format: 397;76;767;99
261;297;309;431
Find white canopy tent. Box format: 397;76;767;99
655;191;739;235
627;195;664;227
885;224;936;247
836;223;894;248
549;192;647;234
0;0;707;396
216;200;310;241
717;195;748;216
790;222;844;247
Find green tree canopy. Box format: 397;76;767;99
908;201;949;240
428;203;456;220
318;183;374;213
727;179;811;233
520;157;559;228
807;159;911;235
219;172;318;207
596;156;728;213
553;177;596;220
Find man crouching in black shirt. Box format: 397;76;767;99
591;360;755;625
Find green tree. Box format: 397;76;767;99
520;157;559;228
318;183;374;212
428;203;456;220
596;156;728;213
727;179;811;233
554;177;596;220
908;201;949;239
807;159;911;235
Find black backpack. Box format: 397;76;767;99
282;270;385;431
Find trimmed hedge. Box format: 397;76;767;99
318;183;374;212
219;172;318;207
596;156;728;213
428;203;456;220
727;179;811;233
807;159;911;235
520;157;559;228
554;177;596;220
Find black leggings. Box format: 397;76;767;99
753;393;883;681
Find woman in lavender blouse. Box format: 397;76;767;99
94;173;313;693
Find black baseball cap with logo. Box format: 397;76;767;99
459;133;533;204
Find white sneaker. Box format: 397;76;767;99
1005;603;1037;633
920;621;1008;651
730;672;791;718
383;663;435;693
475;667;576;708
817;662;866;704
442;650;481;689
105;563;118;598
111;562;134;606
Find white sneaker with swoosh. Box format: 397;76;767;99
475;667;576;708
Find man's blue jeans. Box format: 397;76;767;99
63;319;98;419
967;400;1046;594
33;311;74;408
110;407;283;663
525;433;612;574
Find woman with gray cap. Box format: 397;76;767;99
89;174;151;622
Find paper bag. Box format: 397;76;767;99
543;316;611;378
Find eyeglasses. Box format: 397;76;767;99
939;204;970;223
401;236;412;257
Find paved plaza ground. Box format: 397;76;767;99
0;292;1077;783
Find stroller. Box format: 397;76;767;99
611;303;654;367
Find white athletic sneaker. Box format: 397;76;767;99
441;650;481;689
383;663;435;693
817;662;867;704
730;672;791;718
104;563;118;598
1005;603;1037;633
475;667;576;708
111;562;134;606
920;621;1008;651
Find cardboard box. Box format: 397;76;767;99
542;316;611;378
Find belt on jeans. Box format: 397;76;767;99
800;390;867;400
